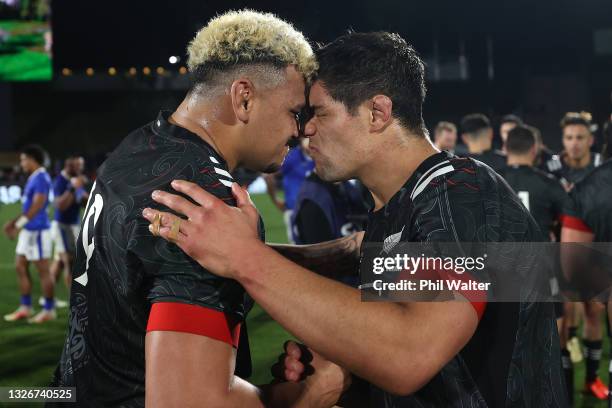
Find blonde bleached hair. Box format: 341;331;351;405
187;10;317;82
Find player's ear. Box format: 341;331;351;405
369;95;393;132
230;79;255;124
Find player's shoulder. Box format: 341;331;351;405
33;169;52;184
574;159;612;193
492;148;506;158
530;166;563;185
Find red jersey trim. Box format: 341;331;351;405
561;215;593;233
147;302;241;348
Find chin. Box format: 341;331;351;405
262;163;282;174
316;165;346;183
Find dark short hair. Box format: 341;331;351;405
460;113;491;135
525;124;542;144
20;144;47;166
560;112;592;131
314;31;427;135
506;125;536;154
500;114;523;127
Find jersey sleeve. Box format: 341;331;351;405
409;181;489;319
32;173;51;195
561;185;593;233
126;166;247;346
53;176;67;198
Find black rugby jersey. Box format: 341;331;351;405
498;165;570;239
51;111;261;407
465;149;507;172
363;152;566;408
563;159;612;241
545;152;603;186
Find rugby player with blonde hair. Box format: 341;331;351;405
50;10;348;407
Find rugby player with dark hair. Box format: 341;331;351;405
561;159;612;404
460;113;507;172
499;113;523;153
498;125;574;401
548;112;607;399
146;31;566;407
50;155;89;292
3;144;56;324
546;112;603;191
51;10;348;407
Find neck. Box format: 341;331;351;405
466;138;491;155
507;154;532;166
563;152;591;169
169;97;240;171
358;133;438;210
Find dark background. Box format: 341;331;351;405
1;0;612;160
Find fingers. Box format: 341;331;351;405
156;223;188;245
284;354;305;381
170;180;218;209
143;209;191;241
270;353;304;383
151;189;198;218
284;340;302;358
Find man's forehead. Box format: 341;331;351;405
564;125;590;136
307;81;333;107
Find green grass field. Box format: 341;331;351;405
0;195;609;407
0;20;52;81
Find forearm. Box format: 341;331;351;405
237;242;464;394
268;233;361;279
225;379;324;408
55;191;75;211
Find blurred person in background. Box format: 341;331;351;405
461;113;506;172
561;157;612;403
3;144;56;323
548;112;607;400
527;124;555;169
498;114;522;154
545;112;603;191
432;121;457;154
49;155;89;294
497;125;575;402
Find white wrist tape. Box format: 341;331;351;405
15;215;29;229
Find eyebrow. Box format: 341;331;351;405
291;102;306;111
309;104;323;112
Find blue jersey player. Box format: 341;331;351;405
3;145;56;323
50;156;88;291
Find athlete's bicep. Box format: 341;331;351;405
396;301;479;390
145;330;235;407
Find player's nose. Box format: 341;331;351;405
303;120;316;138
